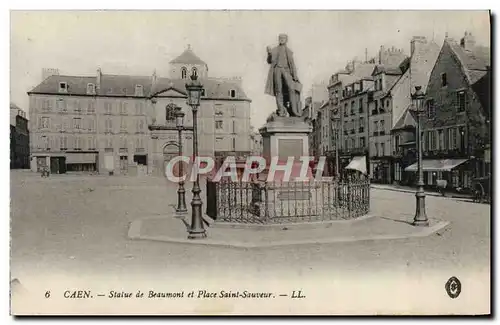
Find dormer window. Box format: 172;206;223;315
86;83;96;95
192;67;198;78
135;84;144;97
229;89;236;98
59;82;68;93
181;67;187;79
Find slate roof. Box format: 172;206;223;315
392;105;416;131
169;48;207;65
28;74;250;101
409;40;441;93
448;40;490;84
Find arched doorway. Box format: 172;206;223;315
163;142;179;177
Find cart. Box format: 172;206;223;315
471;175;491;203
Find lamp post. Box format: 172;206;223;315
185;73;207;239
175;105;187;214
412;86;429;227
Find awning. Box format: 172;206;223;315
66;153;97;164
345;156;367;174
405;159;468;172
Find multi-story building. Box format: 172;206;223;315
10;103;30;169
408;32;490;189
28;46;253;176
249;126;263;155
369;37;439;184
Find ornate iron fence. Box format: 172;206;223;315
206;178;370;224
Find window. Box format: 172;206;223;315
192;67;198;78
73;118;82;129
138;119;145;133
87;83;96;95
88;137;95;150
344;103;348;117
373;121;378;135
438;129;444;150
136;138;144;150
427;99;435;118
135;85;144;97
60;136;67;150
379;120;385;135
166;104;176;122
106;137;113;149
215;120;223;129
105;119;113;133
201;89;206;97
57;98;66;112
74;137;81;150
105;102;112;114
230;106;236;117
344;138;349;150
448;127;457;149
441;73;447;87
136;102;144;115
359;117;365;132
457;91;466;112
359;98;363;113
232;120;236;133
380;143;385;156
421;131;425;151
395;135;400;151
181;67;187;79
59;82;68;93
120;118;127;132
120;102;128;115
88;101;95;113
74;100;81;112
386;99;390;108
232;138;236;151
360;137;366;148
374;142;379;156
40;117;50;129
351;101;355;115
229;89;236;98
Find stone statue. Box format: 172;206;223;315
264;34;302;118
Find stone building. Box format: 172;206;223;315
10;103;30;169
409;32;490;189
27;46;252;175
369;37;440;184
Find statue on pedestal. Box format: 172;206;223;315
265;34;303;118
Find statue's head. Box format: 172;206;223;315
278;34;288;45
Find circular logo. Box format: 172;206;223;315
445;276;461;299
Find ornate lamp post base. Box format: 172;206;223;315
413;190;429;226
188;230;207;239
175;186;188;214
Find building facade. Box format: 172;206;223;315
10;103;30;169
28;47;253;176
415;32;490;189
369;37;440;184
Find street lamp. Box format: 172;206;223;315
185;73;207;239
175;105;187;215
412;86;429;227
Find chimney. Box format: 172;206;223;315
378;45;385;64
42;68;60;82
410;36;428;56
460;31;476;51
96;68;102;90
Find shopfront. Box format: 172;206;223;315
404;158;469;189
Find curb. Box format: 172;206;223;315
128;217;450;249
371;186;471;200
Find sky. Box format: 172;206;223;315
10;10;490;128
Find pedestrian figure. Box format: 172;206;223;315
437;179;447;196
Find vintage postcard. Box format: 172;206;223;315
9;10;491;315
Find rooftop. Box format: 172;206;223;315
169;46;207;66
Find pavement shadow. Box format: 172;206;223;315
379;216;414;226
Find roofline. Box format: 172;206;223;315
27;91;252;102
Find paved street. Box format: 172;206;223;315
10;170;491;313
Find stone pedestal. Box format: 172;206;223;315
259;116;312;163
